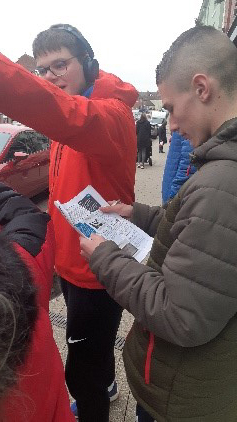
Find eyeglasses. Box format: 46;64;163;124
35;56;76;77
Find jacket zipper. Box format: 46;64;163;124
144;332;154;384
50;144;64;199
186;164;191;176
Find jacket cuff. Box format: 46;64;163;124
131;202;151;231
89;240;119;285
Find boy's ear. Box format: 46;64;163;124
192;74;211;103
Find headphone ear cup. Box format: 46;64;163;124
83;57;99;84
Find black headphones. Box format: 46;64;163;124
50;24;99;84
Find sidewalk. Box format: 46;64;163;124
49;137;168;421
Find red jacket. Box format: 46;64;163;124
0;54;138;289
0;184;74;421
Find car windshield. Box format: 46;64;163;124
0;132;11;153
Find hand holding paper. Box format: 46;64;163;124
100;202;133;219
80;233;106;261
55;185;152;262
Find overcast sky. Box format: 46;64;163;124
0;0;203;91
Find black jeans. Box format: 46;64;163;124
136;404;155;422
60;278;123;422
138;147;146;165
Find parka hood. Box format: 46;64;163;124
192;117;237;164
92;70;138;107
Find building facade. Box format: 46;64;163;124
226;1;237;44
197;0;237;44
133;92;162;111
16;54;36;73
223;0;237;32
197;0;225;30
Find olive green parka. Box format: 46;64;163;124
90;118;237;421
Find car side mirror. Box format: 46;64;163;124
13;151;29;162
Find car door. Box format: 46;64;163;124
0;131;41;197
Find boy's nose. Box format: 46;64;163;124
169;116;178;133
44;69;58;81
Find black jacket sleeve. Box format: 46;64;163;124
0;183;50;256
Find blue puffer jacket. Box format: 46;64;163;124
162;132;196;204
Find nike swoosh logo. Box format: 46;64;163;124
68;337;87;344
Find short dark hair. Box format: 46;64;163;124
0;234;37;405
156;25;237;94
140;112;147;122
32;24;87;63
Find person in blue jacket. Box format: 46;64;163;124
162;131;196;204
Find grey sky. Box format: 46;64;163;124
1;0;202;91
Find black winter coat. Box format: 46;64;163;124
158;122;167;143
136;120;151;149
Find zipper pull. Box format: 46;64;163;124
186;164;191;176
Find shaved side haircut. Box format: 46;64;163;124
156;26;237;95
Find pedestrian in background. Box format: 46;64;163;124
158;119;167;153
80;26;237;421
0;183;74;422
0;23;137;422
162;131;196;204
136;113;151;168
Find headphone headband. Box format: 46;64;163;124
49;24;99;84
50;24;94;59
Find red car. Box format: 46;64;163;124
0;124;50;197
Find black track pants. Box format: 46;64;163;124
60;278;123;422
136;404;155;422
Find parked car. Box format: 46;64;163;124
0;124;50;197
149;111;167;139
132;109;141;122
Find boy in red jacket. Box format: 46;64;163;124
0;23;137;421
